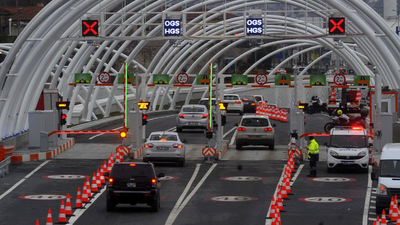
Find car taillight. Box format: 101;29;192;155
264;127;273;131
172;143;183;148
243;98;249;101
109;178;113;183
144;143;154;148
129;163;136;166
235;101;242;104
179;114;186;118
251;103;256;106
201;114;208;118
352;126;363;130
151;178;157;188
238;127;246;131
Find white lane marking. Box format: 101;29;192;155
88;115;177;140
88;127;122;140
362;165;373;225
68;186;106;224
165;163;217;225
223;126;237;138
230;127;238;146
166;127;176;132
0;160;50;200
265;164;303;225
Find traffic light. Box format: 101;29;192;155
60;113;67;125
82;20;99;37
56;101;70;110
120;130;127;139
328;17;345;35
142;114;148;126
221;115;226;126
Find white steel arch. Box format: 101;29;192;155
0;0;399;138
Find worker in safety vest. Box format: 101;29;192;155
307;136;319;177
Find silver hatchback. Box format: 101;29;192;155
235;115;276;150
176;105;209;132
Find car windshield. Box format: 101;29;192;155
110;164;153;179
241;118;269;127
241;96;255;101
329;135;367;148
181;106;206;113
224;95;239;100
380;160;400;177
198;100;216;106
149;134;178;141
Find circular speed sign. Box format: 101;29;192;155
98;71;111;83
333;73;346;85
176;72;189;84
255;73;268;85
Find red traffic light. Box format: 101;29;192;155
82;20;99;37
60;113;67;125
329;18;345;35
143;114;148;120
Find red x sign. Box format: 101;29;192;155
82;20;99;37
329;18;345;35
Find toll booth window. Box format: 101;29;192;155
241;118;269;127
330;135;367;148
150;134;178;141
182;106;206;113
380;160;400;177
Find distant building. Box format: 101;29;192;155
0;4;44;36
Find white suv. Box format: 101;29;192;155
326;126;369;172
235;115;276;150
223;94;244;115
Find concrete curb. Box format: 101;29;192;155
11;138;75;162
217;141;230;160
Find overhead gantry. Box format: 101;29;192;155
0;0;399;138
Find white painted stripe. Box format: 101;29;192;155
0;160;50;200
363;165;373;225
68;186;106;224
165;164;217;225
230;127;238;146
223;126;237;138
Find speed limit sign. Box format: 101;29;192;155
255;73;268;85
333;73;346;85
176;72;189;84
98;71;111;84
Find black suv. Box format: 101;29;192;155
104;162;164;212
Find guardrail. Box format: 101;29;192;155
0;156;11;178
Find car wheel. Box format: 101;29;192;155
176;127;182;132
150;194;160;212
269;142;275;150
106;199;116;211
236;143;242;150
178;159;185;167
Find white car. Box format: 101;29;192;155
176;105;209;132
223;94;244;115
143;132;187;167
235;115;276;150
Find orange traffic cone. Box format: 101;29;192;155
107;161;112;173
96;169;102;188
285;177;292;195
330;89;336;101
280;184;288;199
115;149;121;163
393;201;399;222
356;90;362;102
275;203;282;225
81;184;89;203
382;209;388;225
376;215;380;225
276;190;284;211
85;177;92;198
268;196;276;218
65;193;72;216
99;167;106;184
75;186;83;208
58;200;67;223
36;219;39;225
281;110;288;122
45;208;53;225
390;196;395;220
270;204;278;225
91;172;99;192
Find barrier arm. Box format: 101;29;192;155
48;130;121;137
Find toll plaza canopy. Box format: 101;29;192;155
0;0;399;138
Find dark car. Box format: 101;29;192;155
105;162;165;212
240;95;257;113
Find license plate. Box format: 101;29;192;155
248;135;261;138
342;161;354;165
127;183;136;187
188;122;198;125
157;147;169;151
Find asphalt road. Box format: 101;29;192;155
0;112;380;225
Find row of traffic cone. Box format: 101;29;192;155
373;195;400;225
36;152;117;224
255;102;288;123
268;152;297;225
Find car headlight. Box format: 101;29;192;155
357;151;367;157
378;183;387;195
329;150;339;157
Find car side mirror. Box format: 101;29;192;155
234;123;239;126
182;139;188;144
158;173;165;178
272;124;276;127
